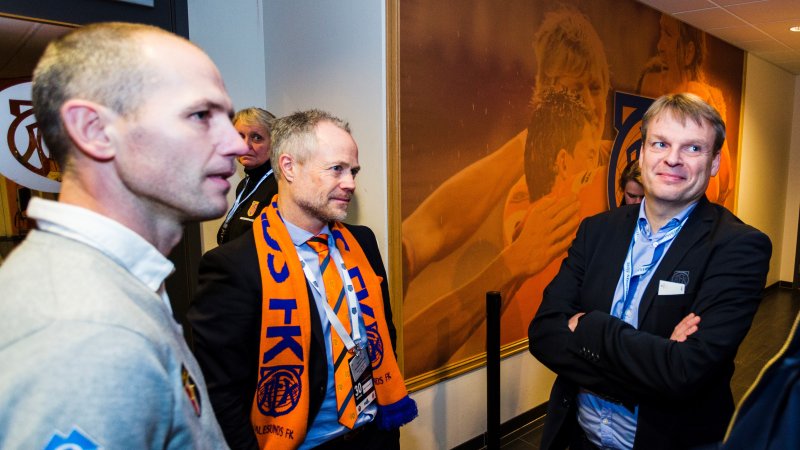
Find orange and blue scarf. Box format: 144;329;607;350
251;197;417;449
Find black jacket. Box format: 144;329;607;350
188;223;396;449
529;197;771;450
216;164;278;245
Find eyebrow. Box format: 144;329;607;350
183;99;234;118
649;134;709;148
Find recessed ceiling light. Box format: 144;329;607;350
790;26;800;32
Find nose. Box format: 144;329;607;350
340;172;356;192
663;146;683;166
244;136;255;150
656;36;666;55
222;122;248;157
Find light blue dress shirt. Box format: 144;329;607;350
577;199;697;449
282;220;376;449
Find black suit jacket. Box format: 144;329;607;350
216;165;278;245
529;197;771;450
188;223;396;450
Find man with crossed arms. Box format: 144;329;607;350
189;110;416;449
529;93;771;450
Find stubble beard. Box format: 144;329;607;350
297;195;348;225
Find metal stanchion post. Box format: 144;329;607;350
486;291;501;449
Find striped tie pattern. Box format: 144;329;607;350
306;234;357;428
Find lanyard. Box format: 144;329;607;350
300;234;363;351
615;217;687;321
222;169;273;225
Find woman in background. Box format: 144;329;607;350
216;107;278;245
619;158;644;206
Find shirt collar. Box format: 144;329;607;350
284;218;331;247
637;198;698;238
27;198;175;295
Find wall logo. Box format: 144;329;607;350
0;80;60;192
607;92;654;209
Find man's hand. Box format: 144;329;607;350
568;312;585;332
670;313;701;342
503;195;580;280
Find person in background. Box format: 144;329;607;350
189;109;417;449
619;158;644;206
217;107;278;245
638;13;733;208
0;22;247;448
529;93;771;450
401;6;611;376
718;308;800;449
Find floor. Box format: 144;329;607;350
496;287;800;450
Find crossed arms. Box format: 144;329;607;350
529;211;771;405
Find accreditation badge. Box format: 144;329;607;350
349;345;376;414
247;201;260;217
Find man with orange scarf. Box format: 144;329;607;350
189;110;416;449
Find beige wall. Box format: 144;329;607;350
780;75;800;283
737;55;798;286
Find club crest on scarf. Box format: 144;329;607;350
257;365;303;416
366;321;384;369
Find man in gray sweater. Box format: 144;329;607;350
0;23;246;449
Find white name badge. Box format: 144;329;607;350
658;280;686;295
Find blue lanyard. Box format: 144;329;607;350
615;216;688;321
222;169;272;224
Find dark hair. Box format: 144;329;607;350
525;89;592;201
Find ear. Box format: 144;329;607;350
278;153;296;183
60;99;116;161
555;148;569;178
710;151;721;177
683;41;696;69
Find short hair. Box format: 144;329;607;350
640;92;726;155
525;89;592;202
270;109;351;181
533;8;610;101
233;107;277;135
32;22;179;168
618;158;642;192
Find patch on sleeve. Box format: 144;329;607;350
44;427;100;450
182;363;202;417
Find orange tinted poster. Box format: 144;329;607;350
399;0;743;379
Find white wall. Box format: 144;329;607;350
261;0;389;258
186;2;800;449
401;353;554;449
188;0;268;251
737;55;798;286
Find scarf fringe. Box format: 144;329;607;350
376;396;418;430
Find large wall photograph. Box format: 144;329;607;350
399;0;744;382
